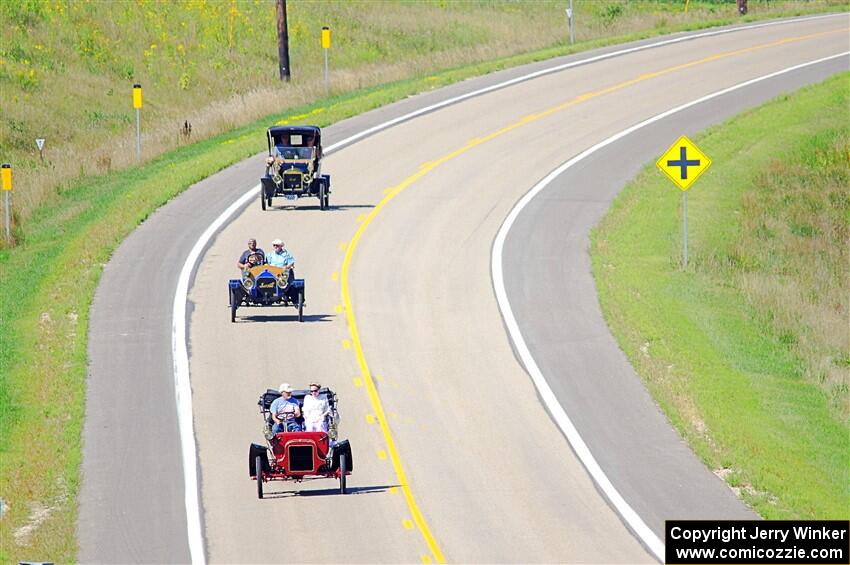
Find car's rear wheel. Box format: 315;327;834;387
230;290;238;323
297;292;304;322
260;189;267;210
339;453;347;494
319;182;327;211
256;455;264;499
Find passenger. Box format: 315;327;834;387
270;383;302;433
237;238;265;271
302;383;331;432
266;239;295;273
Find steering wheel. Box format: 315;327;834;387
246;252;264;267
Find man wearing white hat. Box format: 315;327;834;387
266;239;295;269
270;383;302;433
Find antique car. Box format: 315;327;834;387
249;387;352;498
260;125;331;210
228;262;305;322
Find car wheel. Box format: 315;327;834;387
339;453;347;494
266;193;273;209
323;190;330;210
260;189;267;210
230;290;238;323
297;292;304;322
256;455;264;499
319;181;327;211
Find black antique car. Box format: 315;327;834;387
249;387;352;498
228;264;305;322
261;125;331;210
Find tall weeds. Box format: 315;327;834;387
1;0;842;231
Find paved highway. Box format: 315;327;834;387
79;14;848;564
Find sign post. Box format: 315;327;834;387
36;138;45;163
2;164;12;244
656;135;712;269
566;0;575;44
133;83;143;161
322;26;331;96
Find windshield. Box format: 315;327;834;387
274;146;314;160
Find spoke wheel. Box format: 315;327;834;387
256;455;264;499
230;290;238;323
297;292;304;322
339;453;347;494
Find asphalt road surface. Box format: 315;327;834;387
79;14;849;564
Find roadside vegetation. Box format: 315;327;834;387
0;0;845;561
591;73;849;519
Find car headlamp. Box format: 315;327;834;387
276;274;289;289
242;276;255;291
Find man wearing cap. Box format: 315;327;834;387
270;383;302;433
266;239;295;269
237;238;265;271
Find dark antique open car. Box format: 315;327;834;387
249;387;352;498
228;263;305;322
260;125;332;210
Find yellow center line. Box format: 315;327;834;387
339;28;844;563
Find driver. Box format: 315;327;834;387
270;383;303;433
237;238;266;271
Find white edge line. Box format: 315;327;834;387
169;11;849;562
491;51;849;564
172;185;258;564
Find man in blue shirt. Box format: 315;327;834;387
266;239;295;270
270;383;302;433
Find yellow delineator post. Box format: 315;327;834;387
2;163;12;244
133;83;143;161
656;135;712;268
322;26;331;96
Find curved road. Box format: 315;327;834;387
79;14;849;564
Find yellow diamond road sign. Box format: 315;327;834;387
656;135;711;191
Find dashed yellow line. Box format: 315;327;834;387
338;30;843;564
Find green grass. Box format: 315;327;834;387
1;1;847;561
591;73;849;519
2;0;843;219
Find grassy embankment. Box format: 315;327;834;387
592;73;849;519
0;0;845;561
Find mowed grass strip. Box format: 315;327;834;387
591;73;849;519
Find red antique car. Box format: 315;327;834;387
249;387;352;498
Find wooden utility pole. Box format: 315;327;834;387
276;0;291;82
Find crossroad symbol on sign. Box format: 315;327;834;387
656;135;711;191
36;138;45;151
